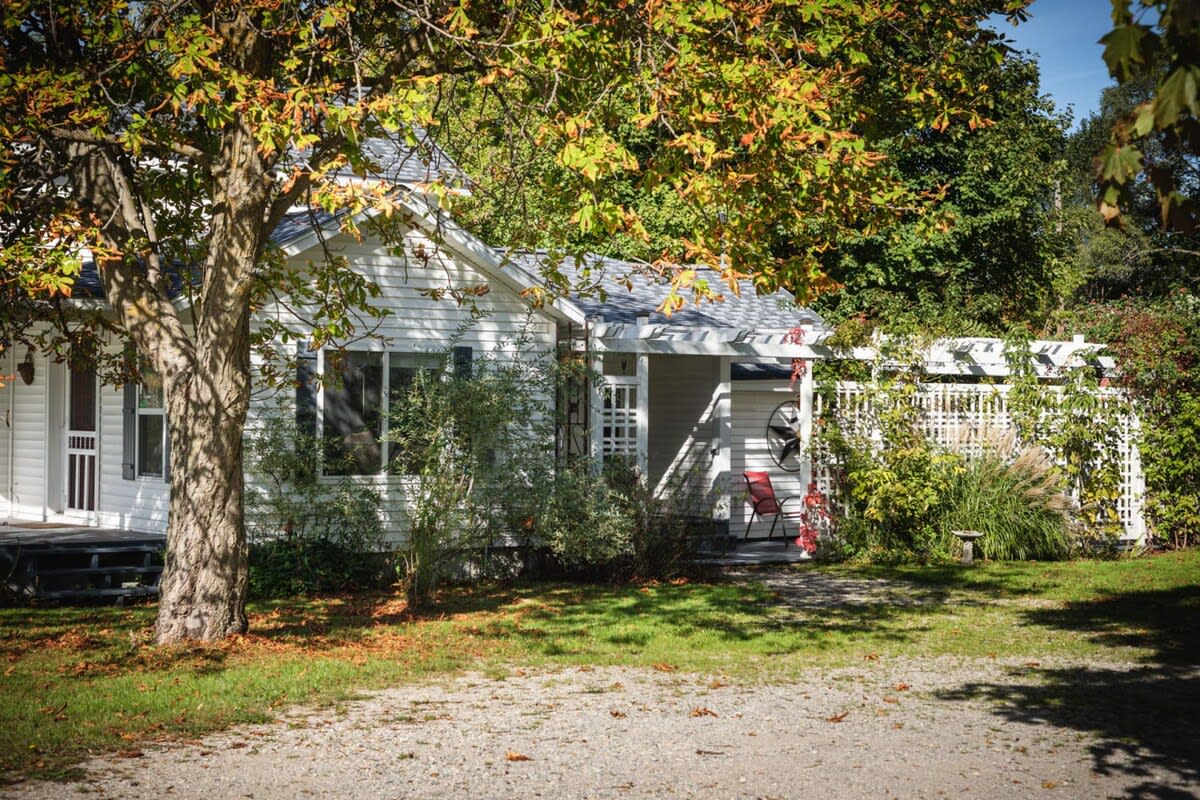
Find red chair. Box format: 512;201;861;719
742;471;800;545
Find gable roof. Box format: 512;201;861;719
503;251;823;332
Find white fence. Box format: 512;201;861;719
812;381;1145;541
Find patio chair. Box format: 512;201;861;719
742;471;800;546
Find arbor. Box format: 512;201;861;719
1;0;1023;642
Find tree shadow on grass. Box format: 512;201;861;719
936;584;1200;798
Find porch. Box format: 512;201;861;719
0;522;165;602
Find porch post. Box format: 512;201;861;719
712;356;732;532
636;352;649;480
588;349;604;474
799;359;814;489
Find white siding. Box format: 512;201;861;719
248;226;560;545
647;355;720;504
260;230;557;355
6;350;49;519
0;350;11;519
94;370;170;533
731;382;810;539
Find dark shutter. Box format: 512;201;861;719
121;380;137;480
296;345;319;438
453;346;473;379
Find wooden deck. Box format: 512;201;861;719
0;522;165;602
0;522;165;546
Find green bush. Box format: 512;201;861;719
1070;294;1200;549
1142;393;1200;549
537;461;711;581
539;466;636;574
245;413;388;599
816;378;960;563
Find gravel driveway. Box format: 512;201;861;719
5;570;1197;800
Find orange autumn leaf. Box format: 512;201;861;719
505;751;531;762
825;711;849;723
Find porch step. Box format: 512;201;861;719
1;536;164;604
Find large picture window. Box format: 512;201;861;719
321;351;440;475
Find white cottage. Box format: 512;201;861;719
0;144;1146;549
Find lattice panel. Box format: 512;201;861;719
811;381;1144;541
601;380;639;461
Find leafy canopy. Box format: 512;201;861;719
1097;0;1200;232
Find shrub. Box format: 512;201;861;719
245;410;388;599
537;461;712;581
942;443;1076;561
387;337;563;607
539;466;636;574
815;377;960;563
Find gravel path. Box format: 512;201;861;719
5;570;1198;800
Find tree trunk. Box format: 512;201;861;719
154;328;253;643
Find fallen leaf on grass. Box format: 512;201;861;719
610;710;627;718
825;711;849;723
228;742;247;749
652;663;675;672
882;696;899;704
505;751;531;762
1042;780;1057;789
116;750;143;759
863;653;880;662
690;707;718;718
894;682;910;692
707;679;728;689
1025;661;1042;668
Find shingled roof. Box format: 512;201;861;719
503;251;823;332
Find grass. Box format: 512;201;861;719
2;550;1198;780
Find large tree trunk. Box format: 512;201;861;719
154;328;253;643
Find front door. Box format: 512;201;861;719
65;364;98;514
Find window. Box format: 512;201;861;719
321;351;441;475
137;367;167;478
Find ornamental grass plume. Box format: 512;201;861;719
943;434;1076;561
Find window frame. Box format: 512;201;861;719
135;367;168;481
317;349;442;478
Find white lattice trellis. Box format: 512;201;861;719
601;378;639;462
812;381;1145;541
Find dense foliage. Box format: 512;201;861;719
816;412;1078;565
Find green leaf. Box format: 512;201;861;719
1153;65;1200;129
1098;143;1143;183
1100;24;1151;81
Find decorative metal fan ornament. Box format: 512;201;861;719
766;400;805;472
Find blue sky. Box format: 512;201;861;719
990;0;1116;127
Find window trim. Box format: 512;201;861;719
317;349;442;478
135;368;168;481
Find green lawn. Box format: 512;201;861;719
2;550;1197;780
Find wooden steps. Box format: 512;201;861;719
0;530;164;603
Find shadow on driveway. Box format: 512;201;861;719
937;584;1200;798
